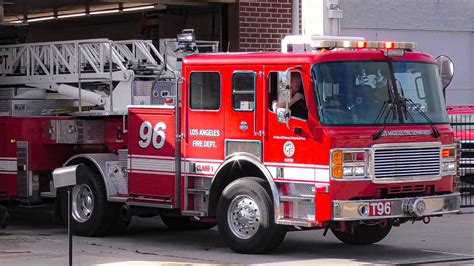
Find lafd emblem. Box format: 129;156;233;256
283;141;295;157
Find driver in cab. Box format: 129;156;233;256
272;72;308;119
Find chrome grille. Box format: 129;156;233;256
374;146;440;178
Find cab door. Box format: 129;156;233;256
224;66;264;160
183;67;225;167
263;68;316;182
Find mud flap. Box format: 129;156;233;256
315;186;332;225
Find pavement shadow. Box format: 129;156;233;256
4;209;473;265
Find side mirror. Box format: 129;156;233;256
435;55;454;90
276;71;291;124
276;108;291;124
278;71;290;95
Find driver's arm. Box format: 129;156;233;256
273;92;304;110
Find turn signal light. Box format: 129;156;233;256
332;165;343;179
332;150;343;164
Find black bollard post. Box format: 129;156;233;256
68;188;73;266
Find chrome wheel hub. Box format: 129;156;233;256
72;184;94;223
227;195;261;239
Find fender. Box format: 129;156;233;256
63;153;124;202
210;152;281;221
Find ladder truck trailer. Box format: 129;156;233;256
0;33;460;253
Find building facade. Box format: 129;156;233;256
338;0;474;105
2;0;472;104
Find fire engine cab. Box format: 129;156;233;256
0;32;460;253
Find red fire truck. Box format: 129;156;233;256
0;33;460;253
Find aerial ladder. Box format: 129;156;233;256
0;35;217;116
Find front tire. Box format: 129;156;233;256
332;221;392;245
217;177;286;254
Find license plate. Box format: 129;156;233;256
369;201;392;216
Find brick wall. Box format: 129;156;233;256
238;0;300;52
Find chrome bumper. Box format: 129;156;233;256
332;193;461;221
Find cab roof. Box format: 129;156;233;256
183;50;436;66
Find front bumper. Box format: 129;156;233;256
332;193;460;221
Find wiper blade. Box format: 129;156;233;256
372;101;396;140
404;98;441;138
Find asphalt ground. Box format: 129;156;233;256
0;207;473;265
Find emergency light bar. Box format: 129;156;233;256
281;35;365;53
281;35;416;53
314;40;416;50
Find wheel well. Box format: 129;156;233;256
64;158;104;193
208;159;273;217
66;158;101;177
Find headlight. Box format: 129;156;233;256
343;167;353;176
443;162;456;172
354;166;365;176
441;145;457;176
331;150;369;179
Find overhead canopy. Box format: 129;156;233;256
3;0;236;23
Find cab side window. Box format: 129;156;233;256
232;72;255;111
268;72;308;120
190;72;220;110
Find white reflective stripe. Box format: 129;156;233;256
127;154;330;181
128;154;175;160
184;158;223;163
128;155;220;175
0;158;17;172
129;170;175;176
315;169;330;182
265;162;329;170
267;166;330;182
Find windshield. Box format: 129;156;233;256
312;61;448;126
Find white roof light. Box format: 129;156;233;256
123;5;155;12
57;13;86;19
89;9;120;15
27;16;54;22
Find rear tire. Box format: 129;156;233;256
217;177;286;254
60;165;118;236
161;216;216;230
331;222;392;245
